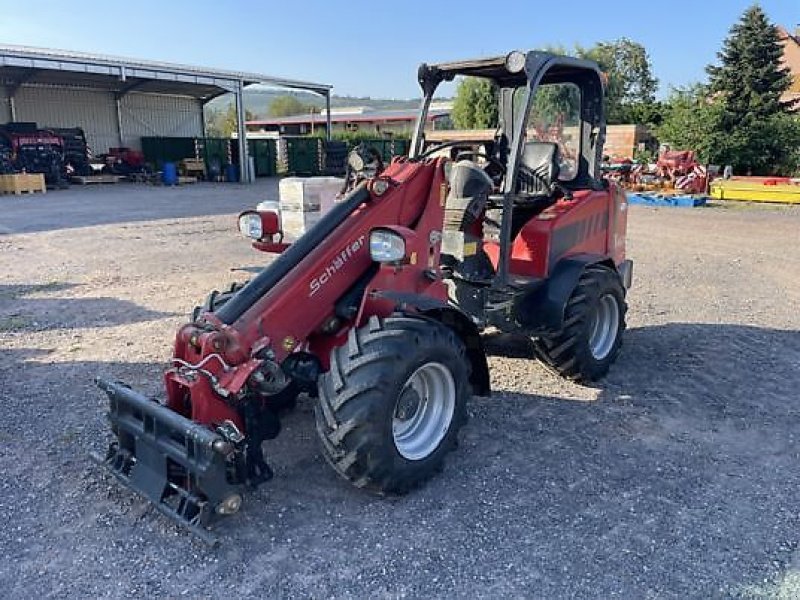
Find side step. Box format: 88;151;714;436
91;378;244;545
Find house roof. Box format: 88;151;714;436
248;107;450;127
777;26;800;101
778;26;800;46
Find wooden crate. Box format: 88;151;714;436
180;158;206;178
0;173;46;195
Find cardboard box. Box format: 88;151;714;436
279;177;344;213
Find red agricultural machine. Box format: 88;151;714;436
0;124;68;186
656;149;708;194
94;50;633;543
606;148;709;194
99;146;147;175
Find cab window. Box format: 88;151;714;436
525;82;582;180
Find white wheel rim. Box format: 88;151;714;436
392;362;456;461
588;293;620;360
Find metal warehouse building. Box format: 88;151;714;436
0;44;331;182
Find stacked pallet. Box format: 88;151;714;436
179;158;206;179
71;174;125;185
277;177;343;239
0;173;46;195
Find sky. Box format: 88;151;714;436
0;0;796;99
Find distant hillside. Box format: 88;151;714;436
207;88;444;119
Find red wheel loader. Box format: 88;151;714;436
93;51;632;543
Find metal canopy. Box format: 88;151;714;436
0;44;333;183
0;44;332;99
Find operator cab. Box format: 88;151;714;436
410;51;607;327
412;52;605;286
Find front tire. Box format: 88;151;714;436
191;281;247;321
315;315;470;494
533;265;626;382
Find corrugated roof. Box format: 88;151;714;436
0;44;331;100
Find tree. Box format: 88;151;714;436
657;6;800;175
578;38;659;125
204;103;255;137
704;4;799;173
451;42;657;128
708;5;794;121
268;95;318;117
531;80;581;125
656;85;726;163
451;77;498;129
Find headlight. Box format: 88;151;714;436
370;178;389;196
505;51;526;73
369;229;406;263
238;209;282;242
238;211;263;239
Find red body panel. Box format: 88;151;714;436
356;167;449;323
251;240;290;253
485;184;626;278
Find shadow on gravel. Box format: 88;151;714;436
3;323;800;598
482;330;534;358
230;265;265;275
0;295;175;331
446;322;800;598
610;321;800;407
488;321;800;401
0;282;80;299
0;182;274;235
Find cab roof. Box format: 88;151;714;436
419;51;604;89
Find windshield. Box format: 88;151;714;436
418;75;500;161
518;82;582;180
417;76;582;182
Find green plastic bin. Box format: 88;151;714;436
248;139;277;177
284;137;322;176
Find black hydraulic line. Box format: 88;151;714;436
216;185;371;325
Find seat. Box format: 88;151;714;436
511;142;562;239
516;141;560;197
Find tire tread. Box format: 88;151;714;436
315;315;469;494
533;266;627;382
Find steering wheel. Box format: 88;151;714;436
453;150;506;174
417;140;463;159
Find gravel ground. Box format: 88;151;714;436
1;181;799;599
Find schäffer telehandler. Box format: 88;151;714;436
94;50;632;543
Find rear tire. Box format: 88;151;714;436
533;265;626;382
315;315;470;494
